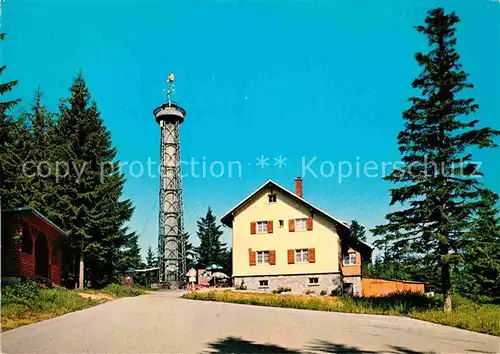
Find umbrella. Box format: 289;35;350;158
206;264;223;270
200;272;212;278
211;272;229;279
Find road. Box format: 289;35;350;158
2;291;498;353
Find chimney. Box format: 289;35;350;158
295;177;303;198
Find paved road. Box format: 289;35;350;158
2;291;499;353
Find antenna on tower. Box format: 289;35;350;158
163;73;176;104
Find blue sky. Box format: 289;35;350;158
2;0;499;256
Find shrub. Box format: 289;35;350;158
272;287;291;294
320;290;327;296
304;290;315;295
2;280;41;307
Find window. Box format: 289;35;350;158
343;252;357;265
256;251;269;265
295;249;308;263
295;218;307;231
256;221;268;233
279;220;284;228
268;193;277;203
259;280;269;288
309;277;319;285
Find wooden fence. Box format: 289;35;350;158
362;278;425;297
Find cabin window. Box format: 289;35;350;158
256;251;269;265
343;252;357;265
278;220;284;228
256;221;268;233
295;249;308;263
259;280;269;288
295;218;307;231
268;193;277;203
309;277;319;285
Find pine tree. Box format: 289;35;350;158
349;220;366;242
54;73;135;288
372;8;499;311
20;88;57;216
180;232;196;270
455;190;500;300
145;246;157;285
0;32;24;210
194;207;227;267
115;233;142;275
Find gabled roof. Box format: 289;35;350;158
2;207;67;237
220;179;350;230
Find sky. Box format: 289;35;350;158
2;0;499;257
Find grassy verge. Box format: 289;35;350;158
1;281;146;331
182;291;500;336
1;281;105;331
78;283;147;298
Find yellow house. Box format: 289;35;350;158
221;178;372;295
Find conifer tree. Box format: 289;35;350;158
194;207;227;267
54;73;135;288
115;233;142;275
0;32;24;210
145;246;157;285
180;232;195;270
349;220;366;242
373;8;499;311
20;88;57;216
455;190;500;299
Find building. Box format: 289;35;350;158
221;178;372;295
1;207;67;285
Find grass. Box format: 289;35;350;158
1;281;146;331
1;281;105;331
182;290;500;336
410;296;500;336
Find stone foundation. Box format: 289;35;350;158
342;276;362;296
234;273;342;295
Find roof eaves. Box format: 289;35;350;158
220;179;350;231
3;207;68;237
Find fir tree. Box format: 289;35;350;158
455;190;500;299
372;8;499;311
194;207;227;267
54;73;135;288
349;220;366;242
180;232;196;270
145;246;157;285
20;88;57;216
0;32;24;210
115;233;142;275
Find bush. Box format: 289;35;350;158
320;290;327;296
2;280;41;307
304;290;315;295
271;287;291;294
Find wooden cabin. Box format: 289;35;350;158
1;207;67;285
